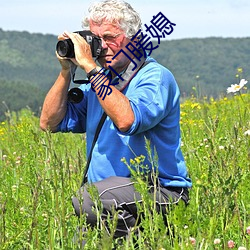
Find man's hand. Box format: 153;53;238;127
62;31;97;73
56;33;79;71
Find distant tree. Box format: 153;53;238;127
0;79;45;121
0;29;249;116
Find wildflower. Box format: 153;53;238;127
227;79;248;93
196;180;202;185
191;103;201;109
130;159;135;165
20;207;25;214
237;67;243;73
244;130;250;136
214;238;221;244
246;226;250;235
238;247;246;250
189;237;196;246
121;157;126;163
218;145;224;150
12;185;17;192
135;156;141;164
228;240;235;248
42;213;48;221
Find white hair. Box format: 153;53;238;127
82;0;142;38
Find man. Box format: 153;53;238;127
40;0;192;242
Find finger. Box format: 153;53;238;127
58;35;66;41
55;50;64;59
65;31;85;43
55;50;79;66
64;30;76;40
63;30;70;37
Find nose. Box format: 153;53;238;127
101;38;108;49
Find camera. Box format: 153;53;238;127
56;30;102;58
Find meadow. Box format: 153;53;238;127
0;89;249;249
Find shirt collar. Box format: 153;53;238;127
112;55;148;91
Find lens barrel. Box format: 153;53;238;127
68;88;84;103
56;39;75;58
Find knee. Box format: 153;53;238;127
72;196;82;217
72;188;97;225
72;188;93;217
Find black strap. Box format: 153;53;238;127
81;112;107;186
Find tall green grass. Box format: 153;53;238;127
0;93;249;249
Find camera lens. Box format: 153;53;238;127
68;88;84;103
56;39;74;58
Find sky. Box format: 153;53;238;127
0;0;250;40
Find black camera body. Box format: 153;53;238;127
56;30;102;58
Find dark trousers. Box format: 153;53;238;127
72;176;189;238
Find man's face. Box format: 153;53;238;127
89;20;131;73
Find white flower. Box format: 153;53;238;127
214;238;221;244
244;130;250;136
227;79;248;93
189;237;196;245
20;207;25;214
238;247;246;250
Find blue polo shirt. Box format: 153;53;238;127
57;57;192;188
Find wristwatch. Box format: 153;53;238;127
87;68;98;80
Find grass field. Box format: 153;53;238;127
0;90;249;249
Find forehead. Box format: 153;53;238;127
89;19;123;35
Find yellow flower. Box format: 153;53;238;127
237;67;243;73
130;159;135;165
191;103;201;109
135;157;141;164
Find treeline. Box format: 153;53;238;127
0;29;60;120
0;80;46;120
153;37;250;97
0;28;249;120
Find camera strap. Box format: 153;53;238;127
81;111;107;186
81;58;151;186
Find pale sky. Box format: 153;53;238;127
0;0;249;40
